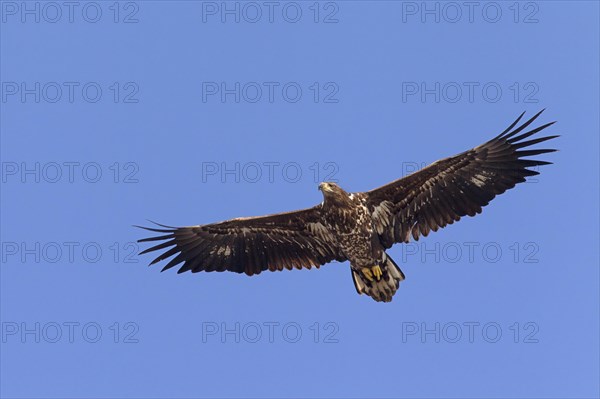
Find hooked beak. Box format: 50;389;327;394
319;183;332;192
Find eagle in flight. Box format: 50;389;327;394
138;110;557;302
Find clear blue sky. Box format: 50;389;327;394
1;1;598;398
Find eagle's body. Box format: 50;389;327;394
319;188;404;301
320;191;375;267
139;111;557;302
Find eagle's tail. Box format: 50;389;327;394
351;254;405;302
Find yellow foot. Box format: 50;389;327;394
372;265;382;281
361;266;383;282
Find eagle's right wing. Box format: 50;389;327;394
365;110;558;248
137;206;345;276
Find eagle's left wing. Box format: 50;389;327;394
366;110;558;248
137;206;345;276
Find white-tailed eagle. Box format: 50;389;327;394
138;110;557;302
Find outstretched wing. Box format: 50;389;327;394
366;110;558;247
137;206;345;276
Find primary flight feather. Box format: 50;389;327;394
138;110;557;302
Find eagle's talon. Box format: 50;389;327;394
372;265;382;281
361;266;382;282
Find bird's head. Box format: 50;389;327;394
318;182;350;204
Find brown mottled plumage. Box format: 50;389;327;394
138;110;557;302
